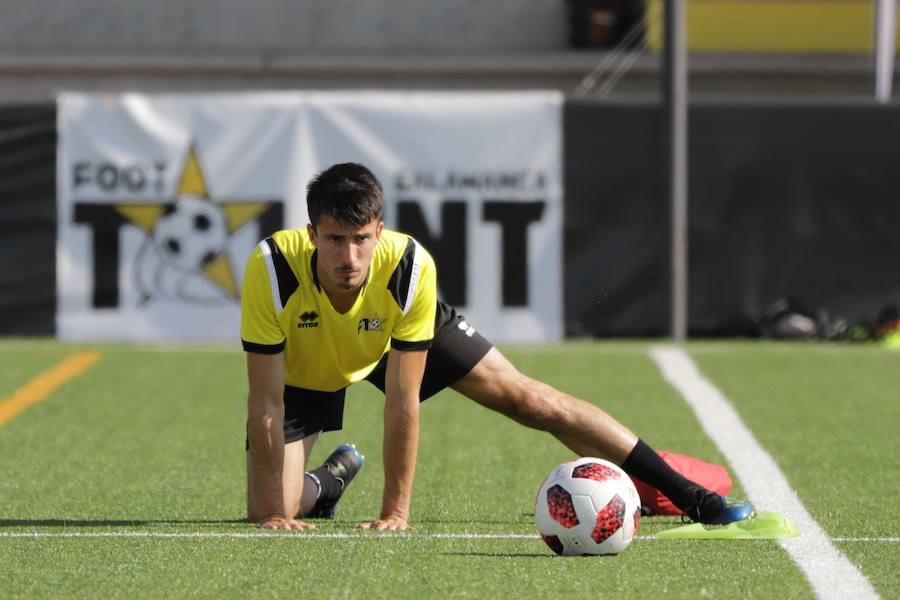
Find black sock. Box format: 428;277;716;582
306;465;343;500
620;439;705;512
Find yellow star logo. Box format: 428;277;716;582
114;145;274;299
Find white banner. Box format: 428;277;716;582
57;92;563;342
57;93;299;341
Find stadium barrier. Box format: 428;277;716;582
1;99;898;338
0;103;56;335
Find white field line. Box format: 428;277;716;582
0;531;895;542
0;532;537;540
649;346;879;600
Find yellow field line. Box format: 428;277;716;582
0;351;102;426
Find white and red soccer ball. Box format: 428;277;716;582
535;457;641;556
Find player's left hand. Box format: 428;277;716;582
358;515;413;531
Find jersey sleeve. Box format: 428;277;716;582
240;244;286;354
390;242;437;351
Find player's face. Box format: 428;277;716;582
308;216;383;293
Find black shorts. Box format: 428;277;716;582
280;302;492;443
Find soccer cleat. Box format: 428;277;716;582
686;491;754;525
306;444;365;519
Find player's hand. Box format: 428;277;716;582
358;515;413;531
258;516;315;530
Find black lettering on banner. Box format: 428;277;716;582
73;163;91;188
482;200;545;307
70;162;169;193
71;202;284;309
122;166;146;192
256;203;284;240
72;204;128;308
152;162;167;193
397;200;467;307
97;164;119;191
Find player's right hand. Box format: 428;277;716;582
258;516;315;530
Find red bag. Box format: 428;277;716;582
629;451;733;516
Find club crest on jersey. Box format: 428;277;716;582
297;311;319;329
358;314;385;334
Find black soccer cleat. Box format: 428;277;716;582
306;444;365;519
685;489;754;525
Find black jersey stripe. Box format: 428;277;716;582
310;249;322;292
263;237;299;309
391;338;433;351
242;339;285;354
387;237;416;311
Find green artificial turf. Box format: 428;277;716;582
0;339;895;598
690;341;900;597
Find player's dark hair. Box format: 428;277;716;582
306;163;384;228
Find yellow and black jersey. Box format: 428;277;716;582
240;228;437;392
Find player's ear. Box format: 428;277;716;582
306;223;317;246
375;220;384;240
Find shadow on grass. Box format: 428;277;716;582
413;518;525;526
0;518;248;528
440;551;553;559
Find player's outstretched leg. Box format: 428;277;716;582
619;437;752;524
304;444;366;519
452;348;753;525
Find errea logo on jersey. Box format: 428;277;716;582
358;314;386;334
297;311;319;329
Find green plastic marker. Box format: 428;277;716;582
881;331;900;349
656;511;800;540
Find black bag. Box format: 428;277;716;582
756;298;846;340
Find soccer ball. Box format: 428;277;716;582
152;195;228;272
535;457;641;556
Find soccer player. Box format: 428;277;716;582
241;163;753;531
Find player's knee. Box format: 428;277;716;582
508;383;568;430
